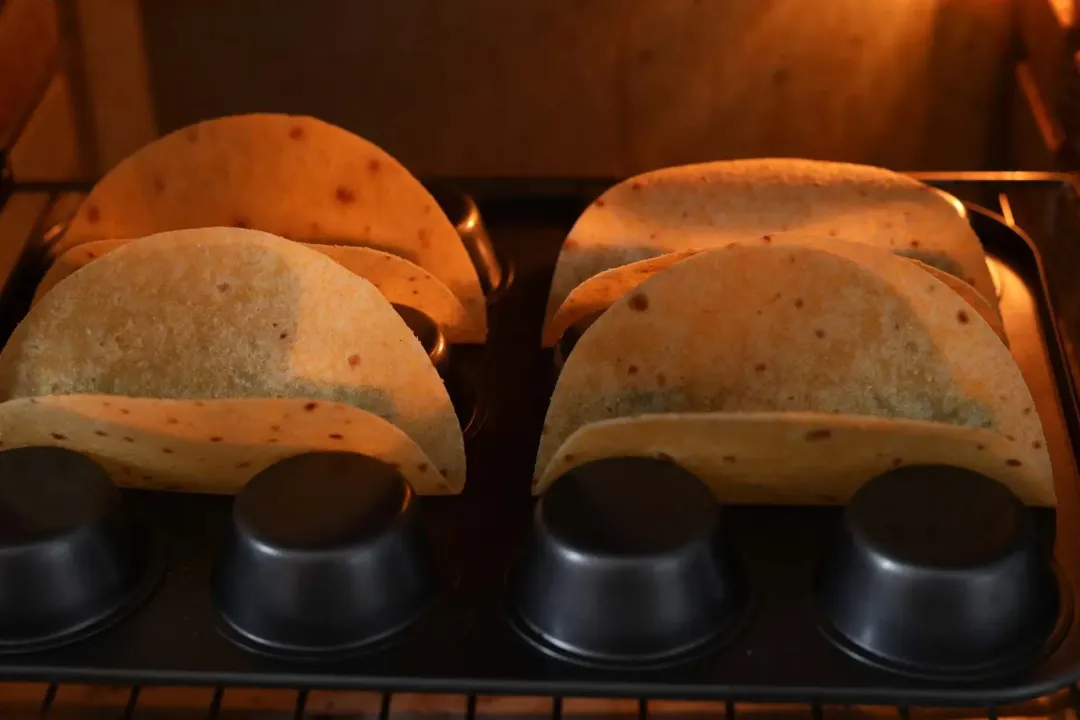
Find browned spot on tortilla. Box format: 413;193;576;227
722;455;737;463
828;229;838;237
627;364;639;375
232;217;249;229
772;292;782;301
166;417;178;425
209;436;224;443
418;463;428;473
186;127;199;142
335;186;356;204
910;240;920;248
408;276;418;282
162;448;173;454
649;232;658;240
280;332;288;339
681;210;690;219
630;181;643;191
858;188;868;197
815;329;826;339
348;353;361;368
367;158;381;173
1023;407;1032;416
236;461;252;469
268;438;279;444
1033;440;1043;449
94;430;108;437
628;292;649;311
85;205;100;223
927;284;935;292
439;468;449;478
1006;434;1016;441
142;475;153;481
563;454;575;463
418;228;431;249
1006;459;1023;467
87;252;96;259
594;198;606;208
152;174;166;193
50;433;67;441
328;433;344;440
120;408;130;415
884;221;894;229
423;204;432;215
794;298;804;309
761;234;773;243
754;363;767;373
656;372;667;387
304;402;318;411
957;310;970;324
288;125;305;140
976;443;986;450
310;221;321;234
891;457;903;467
269;424;281;432
805;429;832;441
412;289;419;295
217;282;230;292
123;436;135;443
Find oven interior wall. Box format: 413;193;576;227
10;0;1018;181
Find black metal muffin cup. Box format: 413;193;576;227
510;457;742;669
815;465;1067;680
211;452;438;660
0;447;164;654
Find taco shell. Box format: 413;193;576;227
535;242;1045;483
0;227;465;488
543;239;1005;347
59;113;485;335
536;412;1053;505
546;158;996;326
0;395;456;494
34;238;484;343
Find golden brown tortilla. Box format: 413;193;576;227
59;113;486;337
542;236;1006;347
0;396;457;494
536;413;1053;505
535;242;1045;484
0;227;465;488
545;159;997;327
35;238;484;343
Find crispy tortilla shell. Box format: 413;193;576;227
0;396;456;494
536;412;1053;506
0;227;465;488
546;158;997;327
543;238;1005;346
60;113;485;335
34;238;484;343
535;242;1044;481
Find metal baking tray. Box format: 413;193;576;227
0;174;1075;707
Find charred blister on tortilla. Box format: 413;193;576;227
0;447;162;653
510;457;741;668
816;465;1062;679
212;452;437;659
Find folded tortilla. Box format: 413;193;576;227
59;113;486;338
0;227;465;491
35;238;483;344
535;242;1046;496
536;413;1053;506
0;396;457;495
542;235;1006;347
545;158;997;328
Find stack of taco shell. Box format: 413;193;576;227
536;159;1052;507
0;113;488;495
0;228;466;495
